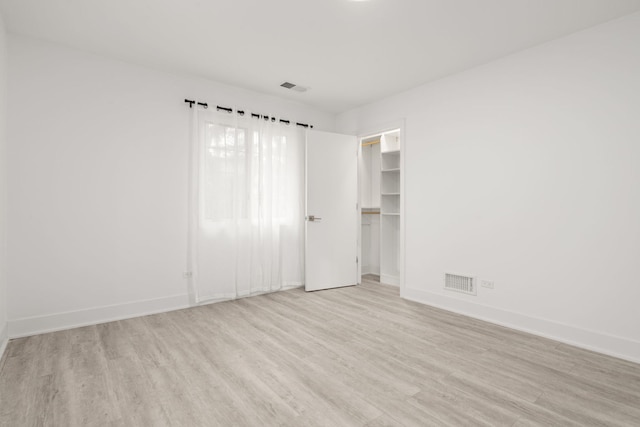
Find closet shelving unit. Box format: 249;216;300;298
379;132;401;285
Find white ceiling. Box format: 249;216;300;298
1;0;640;113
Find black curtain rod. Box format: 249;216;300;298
184;99;313;129
184;99;209;109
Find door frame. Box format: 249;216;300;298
356;119;406;293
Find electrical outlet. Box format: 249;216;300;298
480;280;494;289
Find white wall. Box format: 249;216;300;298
0;12;8;355
7;35;335;336
337;12;640;362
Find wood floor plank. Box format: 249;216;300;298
106;356;172;426
439;371;584;426
1;280;639;426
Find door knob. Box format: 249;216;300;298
306;215;322;222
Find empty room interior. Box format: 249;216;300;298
0;0;639;425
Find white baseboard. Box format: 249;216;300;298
380;274;400;287
8;294;190;338
0;323;8;361
402;287;640;364
362;269;381;277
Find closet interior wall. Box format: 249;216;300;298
360;139;381;276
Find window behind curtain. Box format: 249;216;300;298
202;122;290;222
203;123;247;221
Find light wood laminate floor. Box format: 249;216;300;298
1;278;639;426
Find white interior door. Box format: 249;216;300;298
305;130;358;291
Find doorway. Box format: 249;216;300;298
359;128;402;287
303;127;403;293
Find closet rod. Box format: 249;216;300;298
362;211;380;215
361;139;380;147
184;99;313;128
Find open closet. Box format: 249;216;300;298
360;129;401;286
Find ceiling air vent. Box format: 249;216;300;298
280;81;309;93
444;273;476;295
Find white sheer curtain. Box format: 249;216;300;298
187;106;305;302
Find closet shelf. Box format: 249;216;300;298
381;168;400;172
381;213;400;216
381;193;400;196
381;149;400;154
